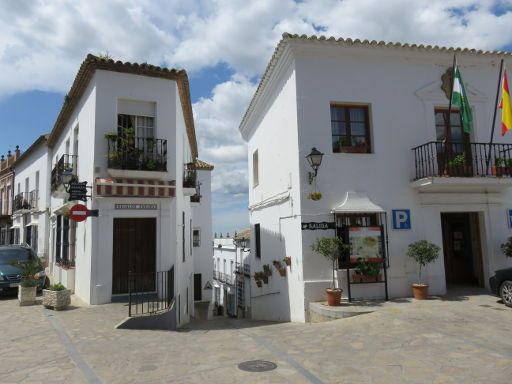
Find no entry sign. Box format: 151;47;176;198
69;204;88;222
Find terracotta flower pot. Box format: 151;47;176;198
326;288;342;306
412;283;429;300
278;268;287;277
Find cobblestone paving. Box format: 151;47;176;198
0;290;511;383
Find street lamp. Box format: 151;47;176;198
306;147;324;184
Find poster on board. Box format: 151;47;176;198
348;226;383;263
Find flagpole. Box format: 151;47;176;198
486;59;504;173
446;54;457;141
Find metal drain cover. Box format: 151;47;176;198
238;360;277;372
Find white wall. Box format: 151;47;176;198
241;42;512;322
192;169;213;305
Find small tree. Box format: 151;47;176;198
501;237;512;258
311;237;349;290
407;240;440;285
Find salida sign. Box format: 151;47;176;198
301;222;336;230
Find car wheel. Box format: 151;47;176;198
500;280;512;307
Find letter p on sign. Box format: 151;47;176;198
392;209;411;230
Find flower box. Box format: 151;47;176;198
42;289;71;310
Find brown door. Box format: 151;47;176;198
441;213;482;286
112;218;156;294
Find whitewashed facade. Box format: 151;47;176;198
11;136;50;263
8;55;211;328
212;230;250;318
240;33;512;322
191;160;214;319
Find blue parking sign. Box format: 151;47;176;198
392;209;411;230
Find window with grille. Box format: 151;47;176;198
331;105;371;153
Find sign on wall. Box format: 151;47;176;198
301;222;336;230
508;209;512;228
392;209;411;230
115;204;158;210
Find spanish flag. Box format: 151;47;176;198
501;70;512;136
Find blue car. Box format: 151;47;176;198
0;245;47;295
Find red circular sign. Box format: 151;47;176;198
69;204;88;222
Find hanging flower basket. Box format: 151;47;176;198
308;192;322;201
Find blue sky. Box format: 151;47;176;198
1;0;512;234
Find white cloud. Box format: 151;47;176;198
2;0;512;232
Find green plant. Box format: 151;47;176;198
145;159;157;170
104;132;118;140
184;171;197;187
355;258;381;277
48;283;66;291
308;192;322;201
495;157;506;167
448;153;466;167
12;259;40;287
311;237;349;289
501;237;512;258
262;264;272;277
406;240;440;284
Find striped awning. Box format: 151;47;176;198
95;178;176;198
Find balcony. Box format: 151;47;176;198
183;163;197;196
213;271;235;285
106;136;167;178
51;154;77;196
14;192;30;211
411;141;512;193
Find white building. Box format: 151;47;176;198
9;54;212;328
191;159;214;319
239;33;512;322
212;230;250;318
11;136;50;262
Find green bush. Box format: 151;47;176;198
355;258;381;277
407;240;440;284
49;283;67;291
501;237;512;258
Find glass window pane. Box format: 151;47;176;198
352;136;367;146
331;121;346;135
435;111;446;125
351;122;366;136
330;107;345;121
436;126;446;141
450;112;462;127
349;108;365;122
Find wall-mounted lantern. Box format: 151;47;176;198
306;147;324;184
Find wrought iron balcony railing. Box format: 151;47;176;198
107;136;167;172
412;141;512;180
51;154;77;192
14;192;31;211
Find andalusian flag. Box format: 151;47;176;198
501;70;512;136
451;65;472;133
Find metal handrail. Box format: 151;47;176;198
128;267;174;317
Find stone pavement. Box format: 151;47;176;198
0;289;511;383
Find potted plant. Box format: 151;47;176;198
272;260;287;277
283;256;291;267
500;236;512;258
13;259;41;306
308;192;322;201
254;272;264;287
407;240;440;300
43;283;71;310
183;171;196;188
446;153;471;177
311;237;349;306
492;158;512;177
262;264;272;277
353;258;382;283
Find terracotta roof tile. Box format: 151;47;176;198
194;159;214;170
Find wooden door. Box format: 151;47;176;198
441;213;479;285
112;218;156;295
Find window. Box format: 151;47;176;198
254;223;261;258
56;215;62;261
331;105;371;153
118;114;154;140
252;150;259;187
190;219;193;255
193;229;200;247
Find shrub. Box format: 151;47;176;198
407;240;440;284
49;283;67;291
501;237;512;258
